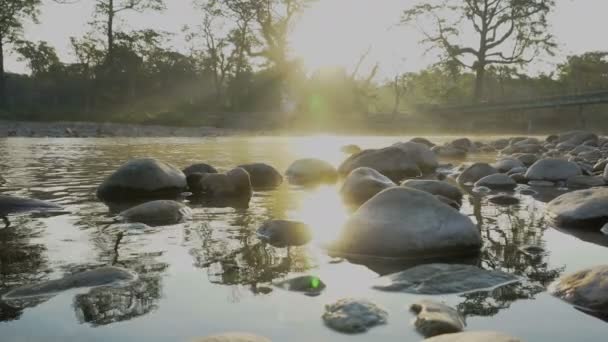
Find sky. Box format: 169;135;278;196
5;0;608;80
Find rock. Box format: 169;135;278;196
340;167;395;206
192;333;271;342
507;166;527;175
237;163;283;189
550;265;608;315
2;267;137;300
341;144;362;154
182;163;218;176
602;223;608;235
188;168;253;198
432;146;467;159
567;175;605;188
603;164;608;182
514;153;538;167
457;163;498;185
558;130;598;146
274;275;325;296
450;138;472;151
546;188;608;228
322;298;388;333
422;331;523;342
256;220;312;247
525;158;581;182
528;180;555;187
392;141;439;173
593;159;607;172
97;158;187;201
373;264;518;295
488;194;520;205
286;158;337;185
330;187;480;258
474;174;517;190
493;158;525;173
338;147;421;182
118;200;191;226
410;300;465;337
0;195;62;218
410;137;436;147
401;179;462;204
436;195;461;209
518;188;538;196
509;173;527;184
546;134;559;143
471;186;491;195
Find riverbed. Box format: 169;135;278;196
0;136;606;341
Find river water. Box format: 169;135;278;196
0;136;606;341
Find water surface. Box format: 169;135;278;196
0;136;607;341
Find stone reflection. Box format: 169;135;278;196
0;218;49;322
458;195;564;317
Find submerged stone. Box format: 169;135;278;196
410;300;465;337
322;298;388;333
274;275;326;296
237;163;283;189
550;265;608;316
373;264;519;295
256;220;312;247
3;266;137;300
286;158;337;185
119;200;191;226
0;195;62;217
488;194;520;206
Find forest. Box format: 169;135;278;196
1;0;607;131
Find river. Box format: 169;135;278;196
0;136;606;341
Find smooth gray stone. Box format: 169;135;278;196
341;167;395;206
0;195;62;216
322;298;388;333
525;158;582;182
411;300;465;337
119;200;191;226
546;188;608;228
3;267;137;299
274;275;325;295
551;265;608;315
338;146;422;182
402;179;463;204
286;158;337;185
474;173;517;190
488;194;520;205
566;175;605;188
373;264;518;295
457;163;498;185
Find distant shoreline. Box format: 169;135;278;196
0;120;243;138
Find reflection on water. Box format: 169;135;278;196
0;137;606;341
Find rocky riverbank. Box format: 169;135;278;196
0;120;240;138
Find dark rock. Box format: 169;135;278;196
525;158;582;182
474;174;517;190
410;300;465;337
256;220;312;247
274;275;325;296
182;163;218;176
457;163;498;185
338;147;421;182
119;200;191;226
237;163;283;189
488;194;520;206
551;265;608;317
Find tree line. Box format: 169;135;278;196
0;0;607;130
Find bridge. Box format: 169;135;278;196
415;89;608;115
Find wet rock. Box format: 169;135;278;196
471;186;491;195
373;264;518;294
550;265;608;316
340;167;395;206
286;158;337;185
474;174;517;190
341;144;362;154
188;168;253;199
330;188;481;258
192;333;271;342
118;200;191;226
322;298;388;333
432;145;467;159
436;195;461;209
488;194;520;205
491;138;509;150
423;331;523;342
546;188;608;229
97;158;187;201
450;138;472;151
507;166;527;175
567;175;605;188
456;163;498;185
593;159;607;172
509;173;527;184
514;153;538;167
601;223;608;235
0;195;62;219
493;158;525;173
391;141;439;173
3;267;137;300
410;300;465;337
274;275;325;296
237;163;283;189
518;188;538;196
256;220;312;247
410;137;436;147
338;147;421;182
603;164;608;182
525;158;582;182
558;130;598;146
528;180;555;187
401;179;463;205
182;163;218;176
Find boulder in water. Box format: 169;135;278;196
322;298;388;333
550;265;608;317
330;187;481;258
188;168;253;199
488;194;520;206
286;158;337;185
546;188;608;228
338;147;422;182
558;130;598;146
237;163;283;189
456;163;498;185
525;158;581;182
474;174;516;190
119;200;191;226
410;300;465;337
256;220;312;247
401;179;463;205
182;163;218;176
97;158;187;201
567;175;605;188
340;167;395;206
493;158;525;173
373;263;519;294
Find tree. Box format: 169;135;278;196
557;51;608;93
402;0;556;102
92;0;165;64
0;0;41;109
16;41;62;77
